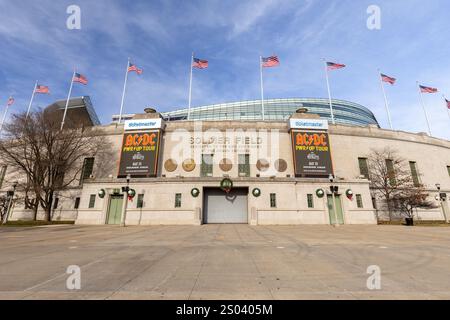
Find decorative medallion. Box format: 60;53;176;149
274;159;287;172
256;159;270;172
164;159;178;172
182;158;196;172
219;158;233;172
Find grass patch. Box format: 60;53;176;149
0;220;75;227
378;220;449;227
378;220;403;225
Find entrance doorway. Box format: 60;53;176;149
107;195;123;225
327;194;344;225
203;188;248;224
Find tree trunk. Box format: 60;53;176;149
44;206;51;222
44;192;53;222
32;205;38;221
386;196;392;222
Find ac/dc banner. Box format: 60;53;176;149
291;131;334;177
118;131;160;177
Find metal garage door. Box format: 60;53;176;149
203;188;248;224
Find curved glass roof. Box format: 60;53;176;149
161;98;379;127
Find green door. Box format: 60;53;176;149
107;195;123;225
327;195;344;225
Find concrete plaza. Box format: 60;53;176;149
0;224;449;300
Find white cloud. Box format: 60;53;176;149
229;0;278;36
0;0;448;140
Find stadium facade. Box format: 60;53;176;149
2;98;450;226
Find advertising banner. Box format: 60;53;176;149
291;130;334;177
118;131;161;177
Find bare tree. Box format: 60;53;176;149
0;108;111;221
367;147;416;221
391;185;437;222
0;195;9;224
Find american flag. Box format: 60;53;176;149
420;85;438;94
35;84;50;94
73;73;88;85
327;61;346;70
446;98;450;110
192;58;208;69
128;63;143;75
7;96;14;106
381;73;396;85
262;56;280;68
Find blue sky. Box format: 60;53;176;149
0;0;449;139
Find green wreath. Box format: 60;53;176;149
220;178;233;192
316;188;325;198
191;188;200;198
252;188;261;197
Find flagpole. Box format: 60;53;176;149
417;81;432;136
324;60;336;125
187;53;194;120
379;71;393;130
118;57;130;125
26;80;38;119
60;70;76;131
0;100;11;135
260;56;265;120
443;95;450;121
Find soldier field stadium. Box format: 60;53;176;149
1;96;449;226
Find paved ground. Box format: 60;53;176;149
0;224;450;300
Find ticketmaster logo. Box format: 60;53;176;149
289;119;329;130
124;119;162;130
294;121;324;127
129;122;157;127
